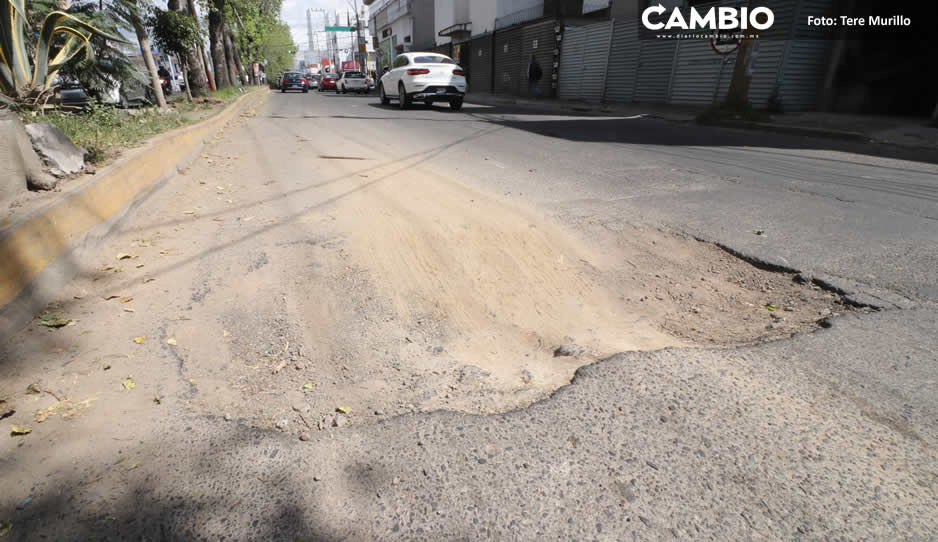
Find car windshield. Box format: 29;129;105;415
344;72;364;78
413;55;455;64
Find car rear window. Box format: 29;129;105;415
412;55;455;64
344;72;364;78
285;72;301;77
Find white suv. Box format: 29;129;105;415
337;71;369;94
379;53;467;111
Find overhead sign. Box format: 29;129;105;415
325;26;356;32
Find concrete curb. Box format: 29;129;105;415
0;89;266;334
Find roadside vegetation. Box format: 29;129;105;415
1;0;296;172
23;89;244;164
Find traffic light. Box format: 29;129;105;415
287;49;295;54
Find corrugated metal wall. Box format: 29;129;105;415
633;40;677;103
465;0;832;110
493;26;523;96
468;34;493;94
604;19;640;103
521;19;558;98
778;0;833;111
557;21;613;101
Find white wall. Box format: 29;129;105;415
435;0;456;44
434;0;498;44
470;0;498;35
496;0;542;18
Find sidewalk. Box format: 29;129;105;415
464;92;702;122
464;93;938;150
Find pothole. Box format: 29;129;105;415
176;168;858;437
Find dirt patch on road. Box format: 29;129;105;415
303;163;851;417
0;121;852;448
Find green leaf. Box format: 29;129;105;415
336;406;351;414
302;382;313;390
10;425;31;435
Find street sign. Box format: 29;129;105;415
710;36;740;55
376;49;385;58
325;26;356;32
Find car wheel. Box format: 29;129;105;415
379;84;390;105
303;88;308;93
449;97;463;111
398;83;410;110
281;88;285;93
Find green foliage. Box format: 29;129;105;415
224;0;294;79
29;89;243;163
57;2;148;102
149;8;202;60
0;0;123;107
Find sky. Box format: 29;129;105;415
280;0;370;55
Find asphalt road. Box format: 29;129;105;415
2;90;936;541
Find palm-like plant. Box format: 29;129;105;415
0;0;121;108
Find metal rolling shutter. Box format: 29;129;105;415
778;0;833;111
669;0;797;107
633;40;677;103
669;39;737;106
557;20;613;102
468;34;493;94
604;19;640;104
430;43;451;58
521;19;558;98
494;27;523;96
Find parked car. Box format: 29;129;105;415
280;72;308;93
378;52;466;110
55;80;90;109
308;74;321;89
337;71;368;94
318;73;338;92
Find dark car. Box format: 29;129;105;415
280;72;308;93
318;73;338;92
57;81;90;109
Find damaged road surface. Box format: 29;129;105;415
0;92;936;540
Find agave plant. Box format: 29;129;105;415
0;0;122;108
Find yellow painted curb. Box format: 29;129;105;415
0;90;265;311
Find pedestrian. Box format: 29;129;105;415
527;55;543;98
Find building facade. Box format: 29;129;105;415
366;0;436;72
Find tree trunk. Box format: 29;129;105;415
209;0;230;89
202;45;217;91
182;61;193;101
169;0;209;96
132;21;167;107
231;37;248;85
724;39;754;110
223;27;240;86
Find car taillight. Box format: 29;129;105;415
300;79;306;83
407;69;430;75
452;69;465;76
